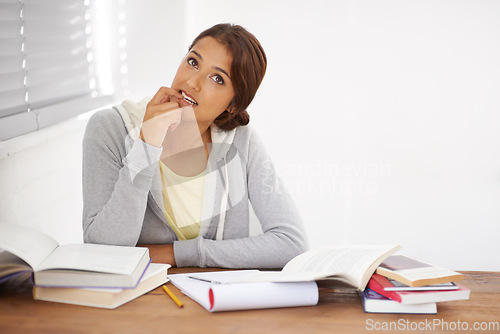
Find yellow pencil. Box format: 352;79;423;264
162;285;184;308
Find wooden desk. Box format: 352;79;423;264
0;245;499;334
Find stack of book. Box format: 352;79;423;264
360;255;470;314
0;223;169;309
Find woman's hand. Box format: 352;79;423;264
140;87;184;147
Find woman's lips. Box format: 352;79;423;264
176;97;192;107
180;90;198;106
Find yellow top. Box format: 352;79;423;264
159;160;205;240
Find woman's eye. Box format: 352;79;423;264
211;74;224;85
187;58;198;68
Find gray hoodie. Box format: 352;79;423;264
82;100;308;268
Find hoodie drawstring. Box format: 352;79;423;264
215;158;229;240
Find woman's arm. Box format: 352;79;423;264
83;88;184;246
82;109;161;246
142;244;176;266
173;128;308;268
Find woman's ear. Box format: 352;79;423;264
224;103;237;114
226;99;236;114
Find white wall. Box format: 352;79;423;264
0;116;87;244
1;0;498;271
120;1;187;100
181;0;500;270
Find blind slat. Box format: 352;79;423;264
24;17;86;35
0;0;21;4
0;88;27;117
29;75;90;107
23;3;84;20
0;70;24;91
0;3;21;20
28;61;88;86
26;52;88;71
24;34;87;55
0;37;22;56
0;21;22;38
0;55;23;74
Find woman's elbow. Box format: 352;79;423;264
83;221;138;247
274;231;309;266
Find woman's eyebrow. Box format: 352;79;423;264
190;50;231;80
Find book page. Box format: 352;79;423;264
36;243;148;274
0;251;33;280
0;224;59;269
81;263;170;293
282;245;400;288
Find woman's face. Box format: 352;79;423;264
171;36;235;128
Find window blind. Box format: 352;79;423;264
0;0;113;141
0;0;26;118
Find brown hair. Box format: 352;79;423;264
189;23;267;131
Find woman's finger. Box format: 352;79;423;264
150;86;182;105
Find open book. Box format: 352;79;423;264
0;223;150;288
229;244;401;290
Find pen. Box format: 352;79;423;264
187;276;223;284
162;285;184;308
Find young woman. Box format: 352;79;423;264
82;23;307;268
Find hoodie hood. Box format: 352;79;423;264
114;97;149;141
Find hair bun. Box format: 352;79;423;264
234;110;250;126
214;110;250;131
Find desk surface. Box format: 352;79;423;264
1;245;499;334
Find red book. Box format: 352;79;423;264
368;274;470;304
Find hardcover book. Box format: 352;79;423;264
360;288;437;314
376;255;463;287
0;223;150;288
384;278;459;291
33;263;169;309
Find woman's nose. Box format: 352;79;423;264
187;73;201;92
